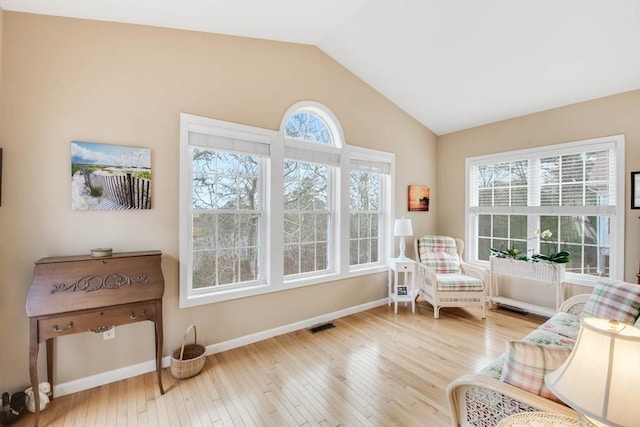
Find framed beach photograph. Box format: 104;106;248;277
408;185;430;211
632;171;640;209
71;141;152;210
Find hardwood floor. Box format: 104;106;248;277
15;301;545;427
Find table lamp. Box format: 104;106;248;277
545;317;640;427
393;217;413;261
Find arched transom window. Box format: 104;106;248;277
285;111;333;145
179;101;394;307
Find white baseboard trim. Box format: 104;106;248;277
54;359;158;397
54;298;388;397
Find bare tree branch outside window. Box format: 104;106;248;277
191;149;260;288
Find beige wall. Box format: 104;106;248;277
0;7;3;81
0;12;437;392
436;89;640;282
6;9;637;396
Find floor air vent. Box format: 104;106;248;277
308;322;335;334
499;304;529;315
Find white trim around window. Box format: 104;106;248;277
180;109;395;308
464;134;625;285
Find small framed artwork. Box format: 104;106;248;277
408;185;430;211
397;286;408;296
632;171;640;209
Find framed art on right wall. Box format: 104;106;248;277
632;171;640;209
408;185;430;212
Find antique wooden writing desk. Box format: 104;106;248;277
25;250;165;426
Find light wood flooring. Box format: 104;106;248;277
15;301;545;427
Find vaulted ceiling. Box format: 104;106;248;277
2;0;639;135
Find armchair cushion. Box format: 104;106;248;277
499;341;571;403
582;279;640;324
416;235;460;274
435;274;484;292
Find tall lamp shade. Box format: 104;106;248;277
393;217;413;260
545;318;640;427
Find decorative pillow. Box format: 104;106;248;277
537;312;581;341
522;329;575;350
582;279;640;325
418;236;460;274
480;354;506;381
500;341;571;403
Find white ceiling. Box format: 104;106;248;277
2;0;639;135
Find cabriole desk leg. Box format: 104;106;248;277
46;338;53;396
29;319;41;427
156;301;165;395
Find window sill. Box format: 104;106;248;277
180;264;388;308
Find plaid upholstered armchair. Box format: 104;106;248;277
414;235;488;319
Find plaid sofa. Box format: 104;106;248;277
447;279;640;427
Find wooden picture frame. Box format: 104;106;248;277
397;286;408;296
632;171;640;209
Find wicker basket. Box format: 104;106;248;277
170;325;206;379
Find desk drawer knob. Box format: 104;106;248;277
52;322;74;332
130;309;147;320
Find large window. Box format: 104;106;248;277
349;149;391;267
466;135;625;282
283;109;337;277
192;150;262;288
350;170;380;265
283;160;331;276
180;104;394;307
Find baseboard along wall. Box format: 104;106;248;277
53;298;389;397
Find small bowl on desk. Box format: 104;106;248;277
90;248;113;257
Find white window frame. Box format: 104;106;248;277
282;158;334;278
465;135;625;286
348;146;394;270
281;102;342;281
179;113;276;308
180;105;395;308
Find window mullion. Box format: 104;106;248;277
339;146;351;273
268;136;284;284
529;158;540;207
528;158;540;256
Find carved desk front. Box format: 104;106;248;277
25;250;165;426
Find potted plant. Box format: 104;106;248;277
490;229;570;264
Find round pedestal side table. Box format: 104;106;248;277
496;412;580;427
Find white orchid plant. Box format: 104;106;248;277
489;229;570;264
530;229;570;263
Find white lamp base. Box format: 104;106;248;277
397;236;409;260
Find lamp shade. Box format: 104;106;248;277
545;318;640;427
393;218;413;237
